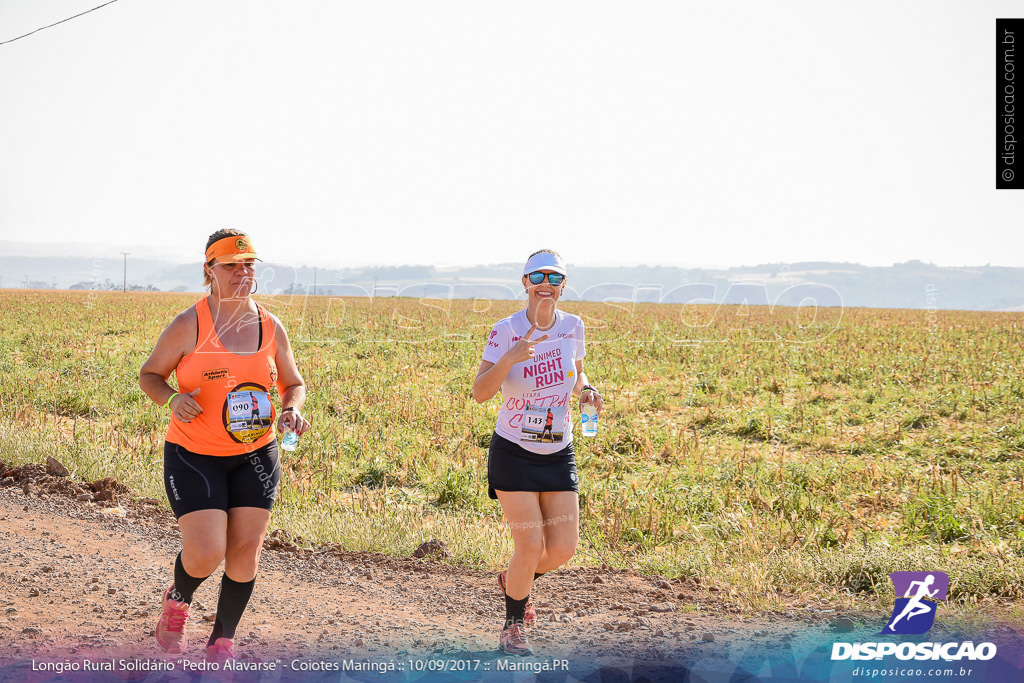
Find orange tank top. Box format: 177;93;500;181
166;297;281;456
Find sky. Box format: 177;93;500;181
0;1;1021;270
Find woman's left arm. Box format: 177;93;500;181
574;359;604;412
273;318;310;435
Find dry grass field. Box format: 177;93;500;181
1;289;1021;620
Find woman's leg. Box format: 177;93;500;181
163;444;231;598
535;491;579;574
206;507;272;647
205;440;279;652
495;491;545;600
494;491;544;654
157;509;227;654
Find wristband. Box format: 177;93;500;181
282;407;296;413
581;385;596;394
166;392;179;409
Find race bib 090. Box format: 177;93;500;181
224;385;273;443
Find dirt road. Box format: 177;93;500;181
5;460;1014;682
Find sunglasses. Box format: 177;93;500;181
527;271;565;286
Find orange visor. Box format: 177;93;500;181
205;235;260;263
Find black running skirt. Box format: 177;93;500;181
487;432;579;500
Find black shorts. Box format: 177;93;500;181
487;432;579;500
163;441;281;518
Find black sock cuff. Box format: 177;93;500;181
222;574;257;588
504;594;530;627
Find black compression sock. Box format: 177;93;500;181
208;575;256;646
504;594;529;628
171;552;210;605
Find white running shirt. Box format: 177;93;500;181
482;309;586;455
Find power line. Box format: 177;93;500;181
0;0;122;47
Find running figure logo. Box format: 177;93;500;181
248;391;261;430
880;571;949;635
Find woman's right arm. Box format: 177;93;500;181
139;309;202;422
472;357;514;403
472;323;548;403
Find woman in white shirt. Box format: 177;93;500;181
473;249;604;656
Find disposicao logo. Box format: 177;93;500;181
831;571;998;663
881;571;948;635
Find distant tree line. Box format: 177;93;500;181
68;280;160;291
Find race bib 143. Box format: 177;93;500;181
520;404;566;444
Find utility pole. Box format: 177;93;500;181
120;252;129;292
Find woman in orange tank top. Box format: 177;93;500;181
139;229;310;665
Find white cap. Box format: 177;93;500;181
523;251;567;276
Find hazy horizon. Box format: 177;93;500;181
3;244;1023;314
0;239;1015;273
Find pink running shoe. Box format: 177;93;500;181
156;585;190;654
499;621;534;656
498;570;536;627
206;637;236;663
205;638;236;682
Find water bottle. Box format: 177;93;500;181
280;428;299;452
580;404;598;437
